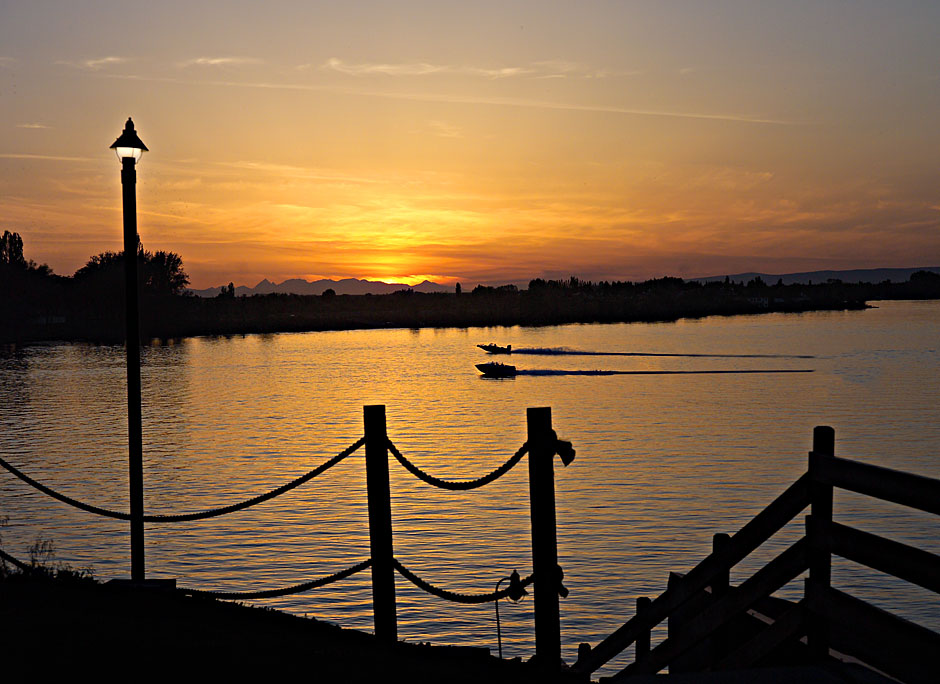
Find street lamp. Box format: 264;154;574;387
110;117;148;581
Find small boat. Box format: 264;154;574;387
477;343;512;354
476;362;517;378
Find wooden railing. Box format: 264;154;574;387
573;426;940;684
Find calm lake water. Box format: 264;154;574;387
1;299;938;674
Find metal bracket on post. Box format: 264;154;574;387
364;404;397;644
527;406;561;669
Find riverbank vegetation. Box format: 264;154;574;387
3;231;939;344
0;564;547;681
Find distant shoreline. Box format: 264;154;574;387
3;273;939;346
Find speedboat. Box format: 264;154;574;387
476;362;517;378
477;343;512;354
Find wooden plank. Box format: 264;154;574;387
616;538;808;678
812;454;940;516
715;600;806;670
573;475;810;675
829;521;940;594
821;587;940;684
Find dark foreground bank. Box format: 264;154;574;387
0;571;576;682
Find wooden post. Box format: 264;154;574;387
710;533;731;666
636;596;652;662
364;405;397;643
807;425;834;661
527;406;561;669
666;572;687;670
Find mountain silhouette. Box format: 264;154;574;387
189;277;451;297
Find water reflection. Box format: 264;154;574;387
0;301;938;674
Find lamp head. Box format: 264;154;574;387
110;117;148;163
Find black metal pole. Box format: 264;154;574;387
527;406;561;669
364;404;397;643
122;156;145;581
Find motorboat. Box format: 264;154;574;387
477;343;512;354
476;362;517;378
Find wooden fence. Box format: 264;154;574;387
573;425;939;683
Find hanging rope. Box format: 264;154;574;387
393;559;534;604
179;558;372;600
0;437;364;523
386;440;528;490
0;547;31;573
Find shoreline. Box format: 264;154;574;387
2;295;873;347
6;269;940;346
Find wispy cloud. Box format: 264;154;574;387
532;60;613;79
215;160;384;185
321;58;540;79
105;73;796;126
16;123;52;129
428;120;463;138
320;58;617;80
180;57;263;67
321;58;447;77
0;153;93;162
56;56;128;70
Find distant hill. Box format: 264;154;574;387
189;277;452;297
692;267;940;286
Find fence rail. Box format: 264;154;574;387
573;426;939;684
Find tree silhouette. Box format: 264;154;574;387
0;231;26;268
74;237;189;296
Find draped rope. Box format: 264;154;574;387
386;440;528;490
0;437;364;523
393;559;534;604
0;547;31;573
179;559;372;600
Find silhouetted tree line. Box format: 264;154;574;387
2;230;940;343
1;231;190;342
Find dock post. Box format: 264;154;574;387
807;425;834;661
527;406;561;669
710;533;731;666
364;404;397;644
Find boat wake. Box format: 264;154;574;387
510;347;814;359
516;369;814;376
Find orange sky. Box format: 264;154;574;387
1;2;938;288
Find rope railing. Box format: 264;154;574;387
2;404;574;664
179;559;372;600
0;547;31;573
0;437;365;523
386;439;529;490
0;544;370;601
393;558;534;604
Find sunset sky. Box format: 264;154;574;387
1;1;938;289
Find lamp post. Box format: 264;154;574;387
110;117;148;581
